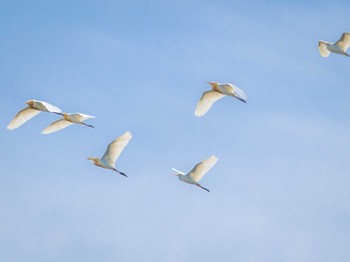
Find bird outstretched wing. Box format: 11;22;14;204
42;119;74;134
101;131;132;166
7;107;41;130
335;32;350;51
318;41;330;57
188;155;218;182
194;90;225;117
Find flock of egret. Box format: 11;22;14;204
7;32;350;192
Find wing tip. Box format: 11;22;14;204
318;42;330;57
194;110;205;117
41;129;52;135
209;155;219;162
124;130;133;138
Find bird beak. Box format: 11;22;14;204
207;81;216;87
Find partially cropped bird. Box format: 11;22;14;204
88;131;132;177
194;82;247;117
7;100;62;130
318;32;350;57
42;113;95;134
172;155;218;192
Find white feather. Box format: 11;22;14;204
7;108;41;130
101;131;133;167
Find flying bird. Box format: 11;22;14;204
88;131;132;177
7;100;62;130
42;113;95;134
172;155;218;192
194;82;247;117
318;32;350;57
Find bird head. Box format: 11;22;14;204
207;81;218;89
172;173;183;181
26;100;34;107
318;40;329;46
62;113;69;119
87;157;99;165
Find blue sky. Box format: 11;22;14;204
1;0;350;261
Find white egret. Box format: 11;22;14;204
7;100;62;130
88;131;132;177
195;82;247;117
42;113;95;134
172;155;218;192
318;32;350;57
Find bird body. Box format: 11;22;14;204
177;173;200;185
194;82;247;117
172;155;218;192
318;32;350;57
7;100;62;130
88;157;114;170
88;131;132;177
42;113;95;134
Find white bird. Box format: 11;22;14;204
318;32;350;57
172;155;218;192
7;100;62;130
42;113;95;134
194;82;247;117
88;131;132;177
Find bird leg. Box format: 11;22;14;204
113;168;128;177
197;184;210;192
83;123;94;128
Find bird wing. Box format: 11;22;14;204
35;100;62;113
41;119;74;134
187;155;218;182
335;32;350;51
7;107;41;130
318;41;330;57
194;90;225;117
172;168;185;175
71;113;95;121
101;131;132;166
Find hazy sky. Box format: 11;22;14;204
1;1;350;261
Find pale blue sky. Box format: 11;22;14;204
1;1;350;261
